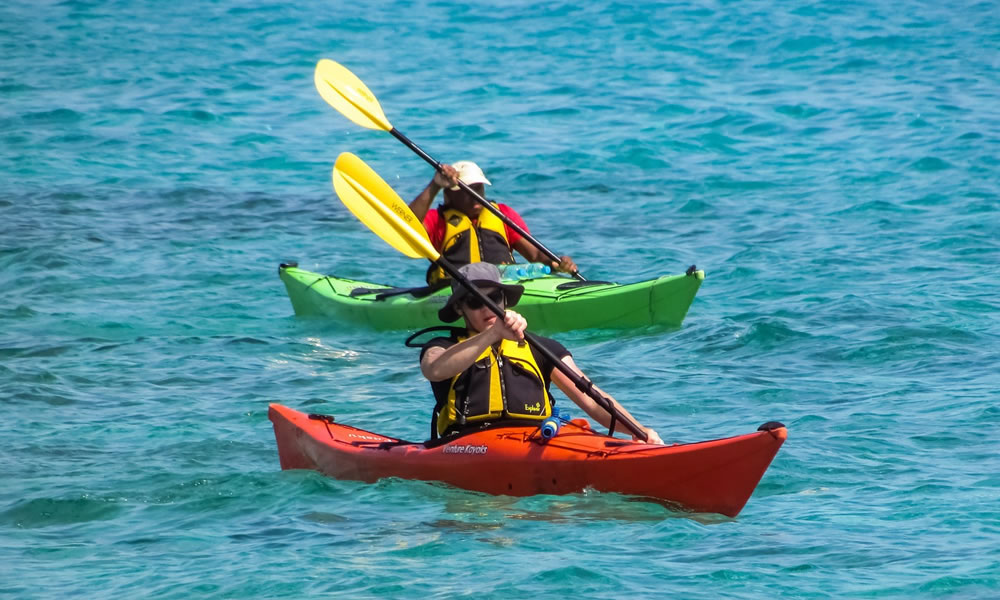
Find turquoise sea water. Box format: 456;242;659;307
2;0;999;597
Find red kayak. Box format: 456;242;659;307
268;403;786;517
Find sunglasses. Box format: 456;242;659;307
462;289;505;310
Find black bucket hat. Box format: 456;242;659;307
438;262;524;323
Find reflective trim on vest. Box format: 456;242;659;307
436;337;553;436
427;208;515;284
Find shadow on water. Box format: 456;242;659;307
415;483;733;527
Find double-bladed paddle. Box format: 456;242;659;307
332;152;646;441
315;58;586;281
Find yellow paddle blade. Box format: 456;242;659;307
314;59;393;131
332;153;440;261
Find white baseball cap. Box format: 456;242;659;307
449;160;492;191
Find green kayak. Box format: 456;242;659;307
278;263;704;332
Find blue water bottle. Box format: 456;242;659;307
540;416;560;439
500;263;552;280
497;264;517;280
540;406;567;440
521;263;551;279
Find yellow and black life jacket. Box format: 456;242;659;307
435;336;553;437
426;207;515;284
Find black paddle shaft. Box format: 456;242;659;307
440;257;645;441
388;127;586;281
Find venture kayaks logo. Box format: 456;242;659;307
442;444;488;455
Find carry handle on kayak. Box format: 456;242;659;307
331;152;647;441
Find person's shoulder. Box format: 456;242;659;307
419;336;454;361
497;203;528;233
424;206;444;223
497;203;521;217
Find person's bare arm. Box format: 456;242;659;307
420;311;527;381
551;356;662;444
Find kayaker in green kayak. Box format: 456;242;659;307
408;161;578;284
418;262;662;444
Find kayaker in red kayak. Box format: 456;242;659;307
408;161;578;284
418;262;662;444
